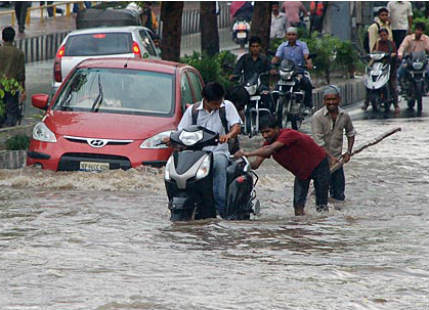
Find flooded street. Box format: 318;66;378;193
1;110;429;309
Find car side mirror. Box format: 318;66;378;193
32;94;49;110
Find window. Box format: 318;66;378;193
138;30;157;56
65;33;133;56
187;71;203;103
54;68;174;116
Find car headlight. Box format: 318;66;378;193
140;130;174;149
179;130;203;146
33;122;57;142
412;61;424;70
196;155;211;180
164;156;173;181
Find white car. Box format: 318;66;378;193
52;26;160;91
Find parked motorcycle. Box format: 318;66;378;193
232;19;251;48
401;51;428;114
363;51;392;113
272;59;308;130
164;125;260;221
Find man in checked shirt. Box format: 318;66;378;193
311;85;356;202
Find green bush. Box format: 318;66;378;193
180;51;237;89
5;135;30;150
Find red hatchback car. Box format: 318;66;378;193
27;58;205;171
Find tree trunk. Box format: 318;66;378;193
160;1;184;62
250;2;272;51
200;1;219;57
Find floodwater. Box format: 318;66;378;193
1;113;429;310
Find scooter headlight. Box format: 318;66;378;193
196;155;211;180
179;130;203;146
412;61;424;70
244;84;257;96
33;122;57;143
164;156;173;181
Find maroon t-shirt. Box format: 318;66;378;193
264;129;327;180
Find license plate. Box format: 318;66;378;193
237;32;247;39
250;95;261;100
79;161;110;172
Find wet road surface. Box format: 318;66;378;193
1;95;429;309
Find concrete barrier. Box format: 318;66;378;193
0;150;27;169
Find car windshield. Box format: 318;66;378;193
53;68;174;116
65;33;133;56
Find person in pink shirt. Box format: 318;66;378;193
397;22;429;91
281;1;308;28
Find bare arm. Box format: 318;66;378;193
220;123;241;143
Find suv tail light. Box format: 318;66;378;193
132;41;142;58
54;45;65;83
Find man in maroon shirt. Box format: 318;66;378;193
234;115;330;216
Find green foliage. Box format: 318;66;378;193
412;17;429;35
180;51;237;89
5;134;30;150
0;75;24;117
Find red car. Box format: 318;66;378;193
27;58;205;171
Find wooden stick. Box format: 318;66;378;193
330;127;402;173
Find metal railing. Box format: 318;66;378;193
0;2;95;27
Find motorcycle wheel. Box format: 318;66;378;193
276;98;289;128
287;114;302;130
416;87;423;114
370;98;378;112
170;208;195;221
383;87;391;113
407;99;415;110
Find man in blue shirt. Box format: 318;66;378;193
271;27;314;113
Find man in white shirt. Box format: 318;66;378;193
177;82;242;217
387;1;413;48
270;2;287;39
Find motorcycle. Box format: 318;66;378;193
164;125;260;222
241;72;273;138
363;51;392;113
401;51;428;114
272;59;308;130
232;19;251;48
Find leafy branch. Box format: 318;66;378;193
0;75;24;117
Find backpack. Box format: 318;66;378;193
191;102;240;154
363;22;380;53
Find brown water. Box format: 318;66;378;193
1;115;429;310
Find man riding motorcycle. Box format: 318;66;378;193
164;82;242;218
229;36;272;121
271;27;314;115
397;22;429;94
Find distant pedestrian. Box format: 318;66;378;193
0;27;26;127
40;2;64;18
72;1;91;14
14;1;31;34
311;85;356;202
309;1;326;33
270;1;287;40
281;1;307;28
387;1;413;48
141;2;158;33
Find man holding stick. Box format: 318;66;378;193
311;85;356;202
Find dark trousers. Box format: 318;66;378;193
330;166;345;201
0;92;20;127
392;30;407;50
293;156;330;208
14;2;30;33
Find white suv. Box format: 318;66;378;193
53;26;160;91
